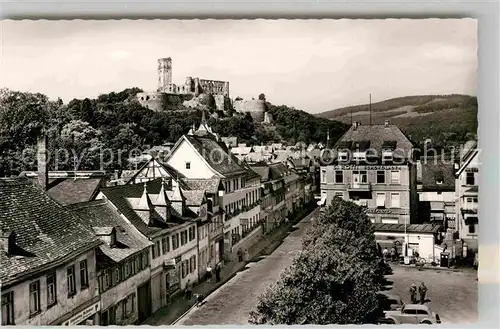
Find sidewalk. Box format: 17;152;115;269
142;207;317;325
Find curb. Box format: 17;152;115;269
156;207;317;325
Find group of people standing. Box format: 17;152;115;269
382;246;399;262
409;282;428;304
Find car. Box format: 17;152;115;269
383;304;441;324
378;292;404;311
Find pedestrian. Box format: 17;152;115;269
390;247;396;262
409;283;417;304
237;248;243;262
244;249;250;262
419;282;428;304
215;263;221;282
382;247;389;261
206;262;213;282
185;279;193;300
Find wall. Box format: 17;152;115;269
374;232;436;262
199;79;229;97
136;92;167;112
100;267;150;324
5;249;99;325
419;191;455;202
166;138;216;179
233;99;266;122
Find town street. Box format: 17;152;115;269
175;216;314;325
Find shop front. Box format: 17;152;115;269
62;300;100;326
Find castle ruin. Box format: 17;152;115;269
137;57;230;112
137;57;270;124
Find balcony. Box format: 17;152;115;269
461;205;478;214
347;182;372;192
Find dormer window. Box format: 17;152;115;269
338;151;348;162
382;150;393;161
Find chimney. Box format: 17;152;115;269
384;120;390;127
37;135;49;191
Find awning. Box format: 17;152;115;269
317;194;327;206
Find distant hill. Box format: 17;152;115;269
316;94;478;150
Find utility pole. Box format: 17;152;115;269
369;93;372;126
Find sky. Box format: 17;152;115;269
0;19;477;114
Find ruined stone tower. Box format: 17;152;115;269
157;57;172;92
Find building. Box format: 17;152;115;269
68;200;153;325
97;179;200;314
417;157;456;229
136;57;230;112
0;178;102;326
319;121;418;225
454;140;479;252
164;113;262;261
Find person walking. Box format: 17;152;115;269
185;279;193;300
409;283;417;304
244;249;250;262
382;247;389;261
419;282;428;304
215;263;221;283
237;248;243;262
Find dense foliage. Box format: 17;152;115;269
249;199;386;325
0;88;348;176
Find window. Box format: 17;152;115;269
67;265;76;296
172;234;179;250
46;273;57;307
403;309;417;315
153;240;161;258
376;193;386;208
469;224;476;234
390;171;400;184
80;260;89;289
1;291;14;325
181;231;187;245
162;237;169;254
321;170;326;183
115;268;121;284
338;151;348;161
109;305;117;325
185;162;191;169
353;171;368;183
335;171;343;183
390;193;400;208
376;171;385;184
416;310;429;315
466;172;475;185
29;280;40;315
188;227;194;241
135;256;141;273
143;251;149;268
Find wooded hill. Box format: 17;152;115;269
316;94;478;151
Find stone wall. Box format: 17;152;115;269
233;99;266;122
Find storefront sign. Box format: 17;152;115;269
465;168;478;173
366;208;394;214
332;165;402;171
64;302;100;326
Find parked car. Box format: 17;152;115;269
378;292;404;311
383;304;441;324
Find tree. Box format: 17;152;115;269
59;120;104;170
249;198;386;325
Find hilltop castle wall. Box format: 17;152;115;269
138;57;231;112
233;99;267;122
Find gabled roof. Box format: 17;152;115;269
250;166;271;182
22;175;105;206
456;141;479;177
183;190;206;206
0;178;101;284
182;178;223;194
334;124;413;156
68;200;152;263
269;163;289;180
420;158;455;191
99;179;196;237
182;135;247;177
126;157;184;185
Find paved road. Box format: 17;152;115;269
175;216;314;325
387;265;478;324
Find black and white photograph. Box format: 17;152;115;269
1;18;478;326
